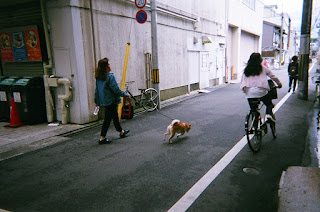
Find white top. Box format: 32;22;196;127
240;65;281;91
243;87;268;98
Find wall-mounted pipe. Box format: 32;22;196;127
40;0;55;123
89;0;97;67
57;78;72;124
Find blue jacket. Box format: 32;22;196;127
94;73;127;106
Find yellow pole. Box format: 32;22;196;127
118;42;131;119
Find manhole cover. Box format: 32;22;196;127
243;167;260;175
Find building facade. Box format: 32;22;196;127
226;0;264;81
261;5;291;68
0;0;265;124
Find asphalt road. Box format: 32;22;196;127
0;66;316;212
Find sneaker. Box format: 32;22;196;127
99;138;112;144
120;129;130;138
266;114;276;123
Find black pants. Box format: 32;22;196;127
101;103;122;137
289;76;298;91
248;93;274;115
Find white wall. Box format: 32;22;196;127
46;0;227;124
227;0;264;79
228;0;264;36
47;1;93;124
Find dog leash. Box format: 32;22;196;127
155;109;175;120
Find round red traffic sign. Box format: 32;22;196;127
135;0;146;8
136;10;147;24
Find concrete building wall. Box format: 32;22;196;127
227;0;264;79
262;23;275;48
45;0;227;124
47;1;93;124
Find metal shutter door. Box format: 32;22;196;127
240;31;256;73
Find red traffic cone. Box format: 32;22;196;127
6;98;22;128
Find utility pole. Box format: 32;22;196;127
294;30;297;55
150;0;160;109
280;12;284;65
298;0;313;100
287;17;291;49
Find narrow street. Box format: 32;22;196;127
0;66;316;211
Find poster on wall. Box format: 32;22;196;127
11;31;28;61
0;33;14;61
0;27;43;62
24;29;42;61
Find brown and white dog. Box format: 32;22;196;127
163;119;191;144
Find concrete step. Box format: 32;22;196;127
278;166;320;212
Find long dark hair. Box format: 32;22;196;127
244;53;263;77
95;58;110;80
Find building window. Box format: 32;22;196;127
243;0;255;10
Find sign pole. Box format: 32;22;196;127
151;0;160;109
118;42;131;119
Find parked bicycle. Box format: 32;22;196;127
244;87;279;153
312;76;320;104
125;81;159;112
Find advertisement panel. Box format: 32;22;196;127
0;27;42;62
11;31;28;61
0;33;14;61
25;29;42;60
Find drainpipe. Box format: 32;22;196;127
89;0;97;67
57;78;72;124
40;0;55;123
225;0;229;83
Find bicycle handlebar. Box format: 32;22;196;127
312;76;320;84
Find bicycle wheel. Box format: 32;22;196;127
141;88;159;112
245;112;262;153
269;121;277;139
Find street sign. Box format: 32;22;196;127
136;10;147;24
135;0;146;8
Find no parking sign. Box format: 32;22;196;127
136;10;147;24
135;0;147;24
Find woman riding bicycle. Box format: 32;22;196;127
240;53;282;123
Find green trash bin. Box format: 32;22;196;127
0;76;7;81
0;76;20;121
11;77;47;124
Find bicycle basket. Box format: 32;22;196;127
268;79;277;99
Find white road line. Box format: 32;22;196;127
168;93;292;212
274;92;292;113
168;137;248;212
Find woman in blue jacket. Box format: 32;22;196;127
94;58;130;144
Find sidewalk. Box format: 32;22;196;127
278;166;320;212
0;121;89;161
277;61;320;211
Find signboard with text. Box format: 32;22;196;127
135;0;147;24
135;0;146;8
